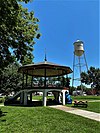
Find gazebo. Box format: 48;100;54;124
17;60;72;106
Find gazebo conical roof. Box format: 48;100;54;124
18;61;73;77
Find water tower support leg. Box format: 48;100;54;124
72;54;75;88
83;53;88;71
78;56;83;95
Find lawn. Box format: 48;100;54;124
80;102;100;113
66;95;100;113
66;102;100;113
1;95;100;113
32;96;54;101
71;95;100;101
0;106;100;133
32;95;100;113
32;95;100;102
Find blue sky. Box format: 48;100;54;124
23;0;99;68
23;0;99;86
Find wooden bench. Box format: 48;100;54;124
74;100;88;108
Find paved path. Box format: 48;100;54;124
88;100;100;102
0;104;4;106
49;105;100;122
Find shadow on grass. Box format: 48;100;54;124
0;111;7;117
0;109;7;122
72;106;87;109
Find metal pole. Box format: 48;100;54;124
72;53;75;88
83;52;88;71
44;68;46;87
78;56;83;95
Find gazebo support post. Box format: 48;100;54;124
31;76;33;87
30;93;32;102
26;70;28;87
62;90;66;105
59;92;61;103
20;91;24;104
62;76;64;86
43;89;47;106
22;72;24;88
24;91;28;105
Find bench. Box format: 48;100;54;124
74;100;88;108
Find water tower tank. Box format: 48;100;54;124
73;40;84;56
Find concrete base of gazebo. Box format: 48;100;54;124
22;88;67;106
5;88;68;106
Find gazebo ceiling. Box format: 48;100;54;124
18;61;73;77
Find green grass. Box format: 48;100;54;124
71;95;100;101
66;102;100;113
33;95;100;102
0;103;3;105
66;96;100;113
32;95;43;100
0;106;100;133
33;95;100;113
32;96;54;101
80;102;100;113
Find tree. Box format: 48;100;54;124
22;54;33;65
77;84;87;91
81;67;100;90
0;63;23;95
0;0;40;71
69;86;76;95
65;77;71;88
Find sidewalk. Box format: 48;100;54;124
88;100;100;102
0;104;4;106
49;105;100;122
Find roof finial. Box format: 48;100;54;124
44;48;47;62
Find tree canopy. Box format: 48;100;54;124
0;0;40;71
81;67;100;90
0;63;23;95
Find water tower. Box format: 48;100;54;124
72;40;88;94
